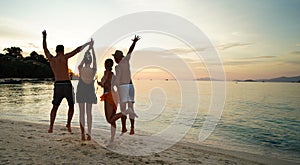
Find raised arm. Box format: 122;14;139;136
42;30;53;60
65;40;91;59
90;39;97;70
125;35;140;59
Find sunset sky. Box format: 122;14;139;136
0;0;299;80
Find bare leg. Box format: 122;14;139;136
66;104;74;133
111;113;124;123
105;100;119;142
129;119;135;135
48;105;59;133
120;102;127;133
110;125;116;143
86;103;92;141
79;103;85;141
128;102;135;135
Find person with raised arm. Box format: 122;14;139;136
112;35;140;135
76;39;98;141
42;30;92;133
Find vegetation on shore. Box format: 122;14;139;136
0;46;53;78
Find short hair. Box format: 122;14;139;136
105;58;114;70
56;45;64;53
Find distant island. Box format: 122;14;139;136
234;76;300;83
194;76;300;83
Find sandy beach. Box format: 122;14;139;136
0;119;296;165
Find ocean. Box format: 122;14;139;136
0;80;299;162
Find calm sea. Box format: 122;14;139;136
0;80;299;162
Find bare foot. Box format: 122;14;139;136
66;124;72;133
81;134;86;141
107;139;119;148
48;127;53;133
106;141;114;148
129;128;134;135
120;128;127;135
87;134;91;141
122;128;127;133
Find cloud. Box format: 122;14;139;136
223;60;258;66
27;43;39;49
296;43;300;47
223;51;300;66
241;55;277;60
223;55;277;66
288;51;300;56
134;48;205;62
218;42;252;51
252;55;276;59
164;47;206;54
0;19;34;39
279;51;300;65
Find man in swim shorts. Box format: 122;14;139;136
112;35;140;135
42;30;92;133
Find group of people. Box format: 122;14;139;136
42;30;140;143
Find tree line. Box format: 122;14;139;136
0;46;54;78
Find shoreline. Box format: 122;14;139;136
1;78;299;84
0;78;54;84
0;119;297;164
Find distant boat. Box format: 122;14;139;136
165;79;168;81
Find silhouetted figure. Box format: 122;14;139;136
42;30;92;133
112;35;140;135
98;59;124;144
76;39;97;141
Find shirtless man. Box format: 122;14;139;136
113;35;140;135
42;30;92;133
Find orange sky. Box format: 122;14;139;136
1;0;299;80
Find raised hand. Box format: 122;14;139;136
90;38;94;47
42;30;47;38
132;35;140;42
88;38;94;50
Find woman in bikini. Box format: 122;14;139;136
98;59;124;144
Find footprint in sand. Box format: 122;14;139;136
62;143;68;146
19;134;26;138
81;150;89;156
